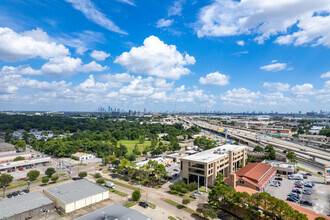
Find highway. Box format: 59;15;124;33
181;118;330;167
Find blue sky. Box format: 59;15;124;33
0;0;329;113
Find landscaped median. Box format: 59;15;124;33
109;188;128;197
103;178;144;192
162;198;205;219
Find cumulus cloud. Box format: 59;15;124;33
236;40;245;46
66;0;127;35
90;50;111;61
73;75;108;93
195;0;330;47
20;56;107;78
220;88;260;105
260;61;288;72
291;83;314;96
321;71;330;78
0;27;68;62
263;82;290;91
156;18;174;28
199;71;230;86
114;36;195;80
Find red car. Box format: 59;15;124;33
11;169;16;172
99;168;102;171
17;177;26;181
19;167;24;171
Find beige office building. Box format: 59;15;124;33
180;144;247;188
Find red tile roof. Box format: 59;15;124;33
236;163;273;183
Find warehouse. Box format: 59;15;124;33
76;203;151;220
0;191;54;220
43;179;109;213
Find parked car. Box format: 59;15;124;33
271;181;280;187
292;188;302;194
304;183;313;188
6;194;12;198
295;184;303;188
19;167;24;171
274;181;281;186
139;201;148;208
98;168;102;171
287;197;299;202
295;181;304;185
288;192;300;198
173;168;180;172
195;190;203;195
12;192;18;197
189;194;197;199
275;177;283;181
317;172;324;175
306;181;315;186
18;190;24;195
303;190;312;195
23;189;30;193
178;193;184;196
306;173;312;176
11;169;16;172
300;200;314;206
17;177;25;181
107;167;114;171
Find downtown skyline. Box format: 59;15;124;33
0;0;329;113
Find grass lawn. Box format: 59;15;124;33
124;201;139;208
163;199;196;215
118;140;152;153
103;178;142;191
168;217;176;220
110;189;128;197
297;166;323;177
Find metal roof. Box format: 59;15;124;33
44;179;108;204
0;191;54;219
75;203;151;220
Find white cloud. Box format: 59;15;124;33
263;82;290;91
156;19;174;28
260;61;288;72
0;27;69;62
168;0;185;16
262;92;292;105
66;0;127;35
114;36;195;80
90;50;111;61
231;50;248;56
73;75;108;93
291;83;314;96
195;0;330;47
321;71;330;78
118;76;155;97
99;73;135;83
116;0;135;6
236;40;245;46
220;88;260;105
21;56;107;78
199;71;230;86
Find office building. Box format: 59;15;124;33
43;179;109;213
180;144;247;188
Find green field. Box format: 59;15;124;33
118;140;152;153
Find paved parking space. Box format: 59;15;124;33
266;174;330;216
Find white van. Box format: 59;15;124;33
105;181;115;189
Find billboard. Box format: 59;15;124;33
326;167;330;183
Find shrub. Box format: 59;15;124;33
196;207;203;213
51;175;59;182
132;190;141;201
71;156;79;160
42;177;49;184
13;156;25;161
45;168;56;178
96;178;105;184
182;199;190;205
78;171;87;179
94;173;102;178
188;182;198;191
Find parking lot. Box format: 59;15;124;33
266;173;330;216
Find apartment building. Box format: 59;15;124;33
180;144;247;188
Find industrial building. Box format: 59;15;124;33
0;157;51;172
225;163;276;192
180;144;247;188
43;179;109;213
0;191;54;220
76;203;151;220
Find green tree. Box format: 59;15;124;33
45;168;56;178
264;145;276;160
22;131;30;142
127;154;136;162
94;173;102;178
132;190;141;201
286;151;297;163
13;156;25;161
215;173;225;186
139;135;145;144
15;140;26;152
202;208;217;219
253;145;264;152
96;178;105;184
208;184;235;209
42;177;49;184
182;199;190;205
51;175;59;182
27;170;40;181
0;174;14;186
78;171;87;179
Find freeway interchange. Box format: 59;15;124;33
181;118;330;170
